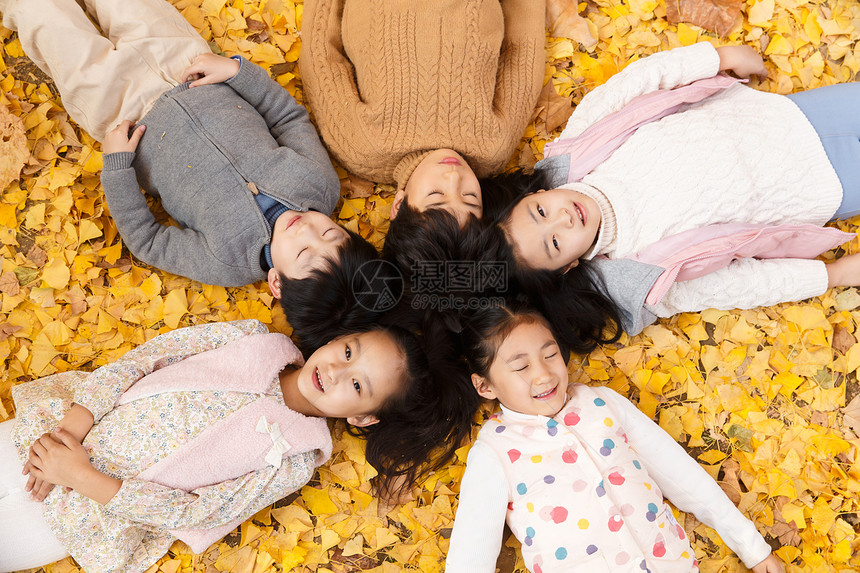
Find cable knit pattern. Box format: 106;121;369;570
299;0;545;185
555;43;842;317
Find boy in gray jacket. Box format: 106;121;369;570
2;0;346;289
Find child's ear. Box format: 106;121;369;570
471;373;497;400
267;269;282;299
562;259;580;273
347;414;380;427
390;189;406;220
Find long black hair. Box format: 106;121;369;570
350;320;477;497
280;229;401;356
382;198;515;335
480;169;624;354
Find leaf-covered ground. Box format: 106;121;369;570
2;0;859;572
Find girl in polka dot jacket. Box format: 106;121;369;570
445;305;783;573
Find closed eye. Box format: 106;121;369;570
297;247;307;260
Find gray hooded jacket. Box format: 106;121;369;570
101;57;341;287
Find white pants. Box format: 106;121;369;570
0;419;69;572
0;0;209;141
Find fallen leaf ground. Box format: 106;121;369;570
2;0;859;572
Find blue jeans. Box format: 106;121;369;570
787;82;860;219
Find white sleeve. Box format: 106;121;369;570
559;42;720;140
445;441;509;573
593;387;772;569
647;258;829;318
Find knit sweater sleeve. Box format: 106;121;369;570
72;320;268;423
224;57;340;208
298;0;363;146
104;451;316;530
559;42;720;140
100;153;259;287
593;386;772;569
648;258;829;318
445;441;509;573
491;0;545;154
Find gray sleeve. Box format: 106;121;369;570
225;57;340;212
586;257;663;335
100;153;258;286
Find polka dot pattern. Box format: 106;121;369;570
479;383;696;572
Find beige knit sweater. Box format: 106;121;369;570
298;0;545;186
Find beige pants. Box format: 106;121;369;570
0;0;210;141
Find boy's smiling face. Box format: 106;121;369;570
505;188;602;272
472;320;569;417
268;210;348;282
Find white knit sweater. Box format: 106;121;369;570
559;42;843;318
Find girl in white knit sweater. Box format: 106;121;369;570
484;42;860;351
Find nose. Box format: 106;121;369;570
531;361;554;387
557;206;575;228
326;361;347;387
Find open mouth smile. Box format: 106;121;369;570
313;367;324;392
573;202;585;225
533;386;557;401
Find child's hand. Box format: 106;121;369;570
23;434;58;501
183;53;240;88
103;120;146;154
827;253;860;289
28;428;94;491
716;45;767;79
751;553;785;573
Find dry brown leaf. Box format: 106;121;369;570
27;245;48;267
665;0;742;37
0;271;20;295
0;322;22;341
534;81;574;135
832;325;855;354
718;458;742;504
546;0;597;48
341;174;376;199
0;101;29;190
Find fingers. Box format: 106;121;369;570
128;124;146;147
53;427;80;448
34;479;54;502
116;119;134;133
25;471;36;493
189;75;216;89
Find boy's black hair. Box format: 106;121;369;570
280;229;402;356
480;169;624;354
350;319;478;497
